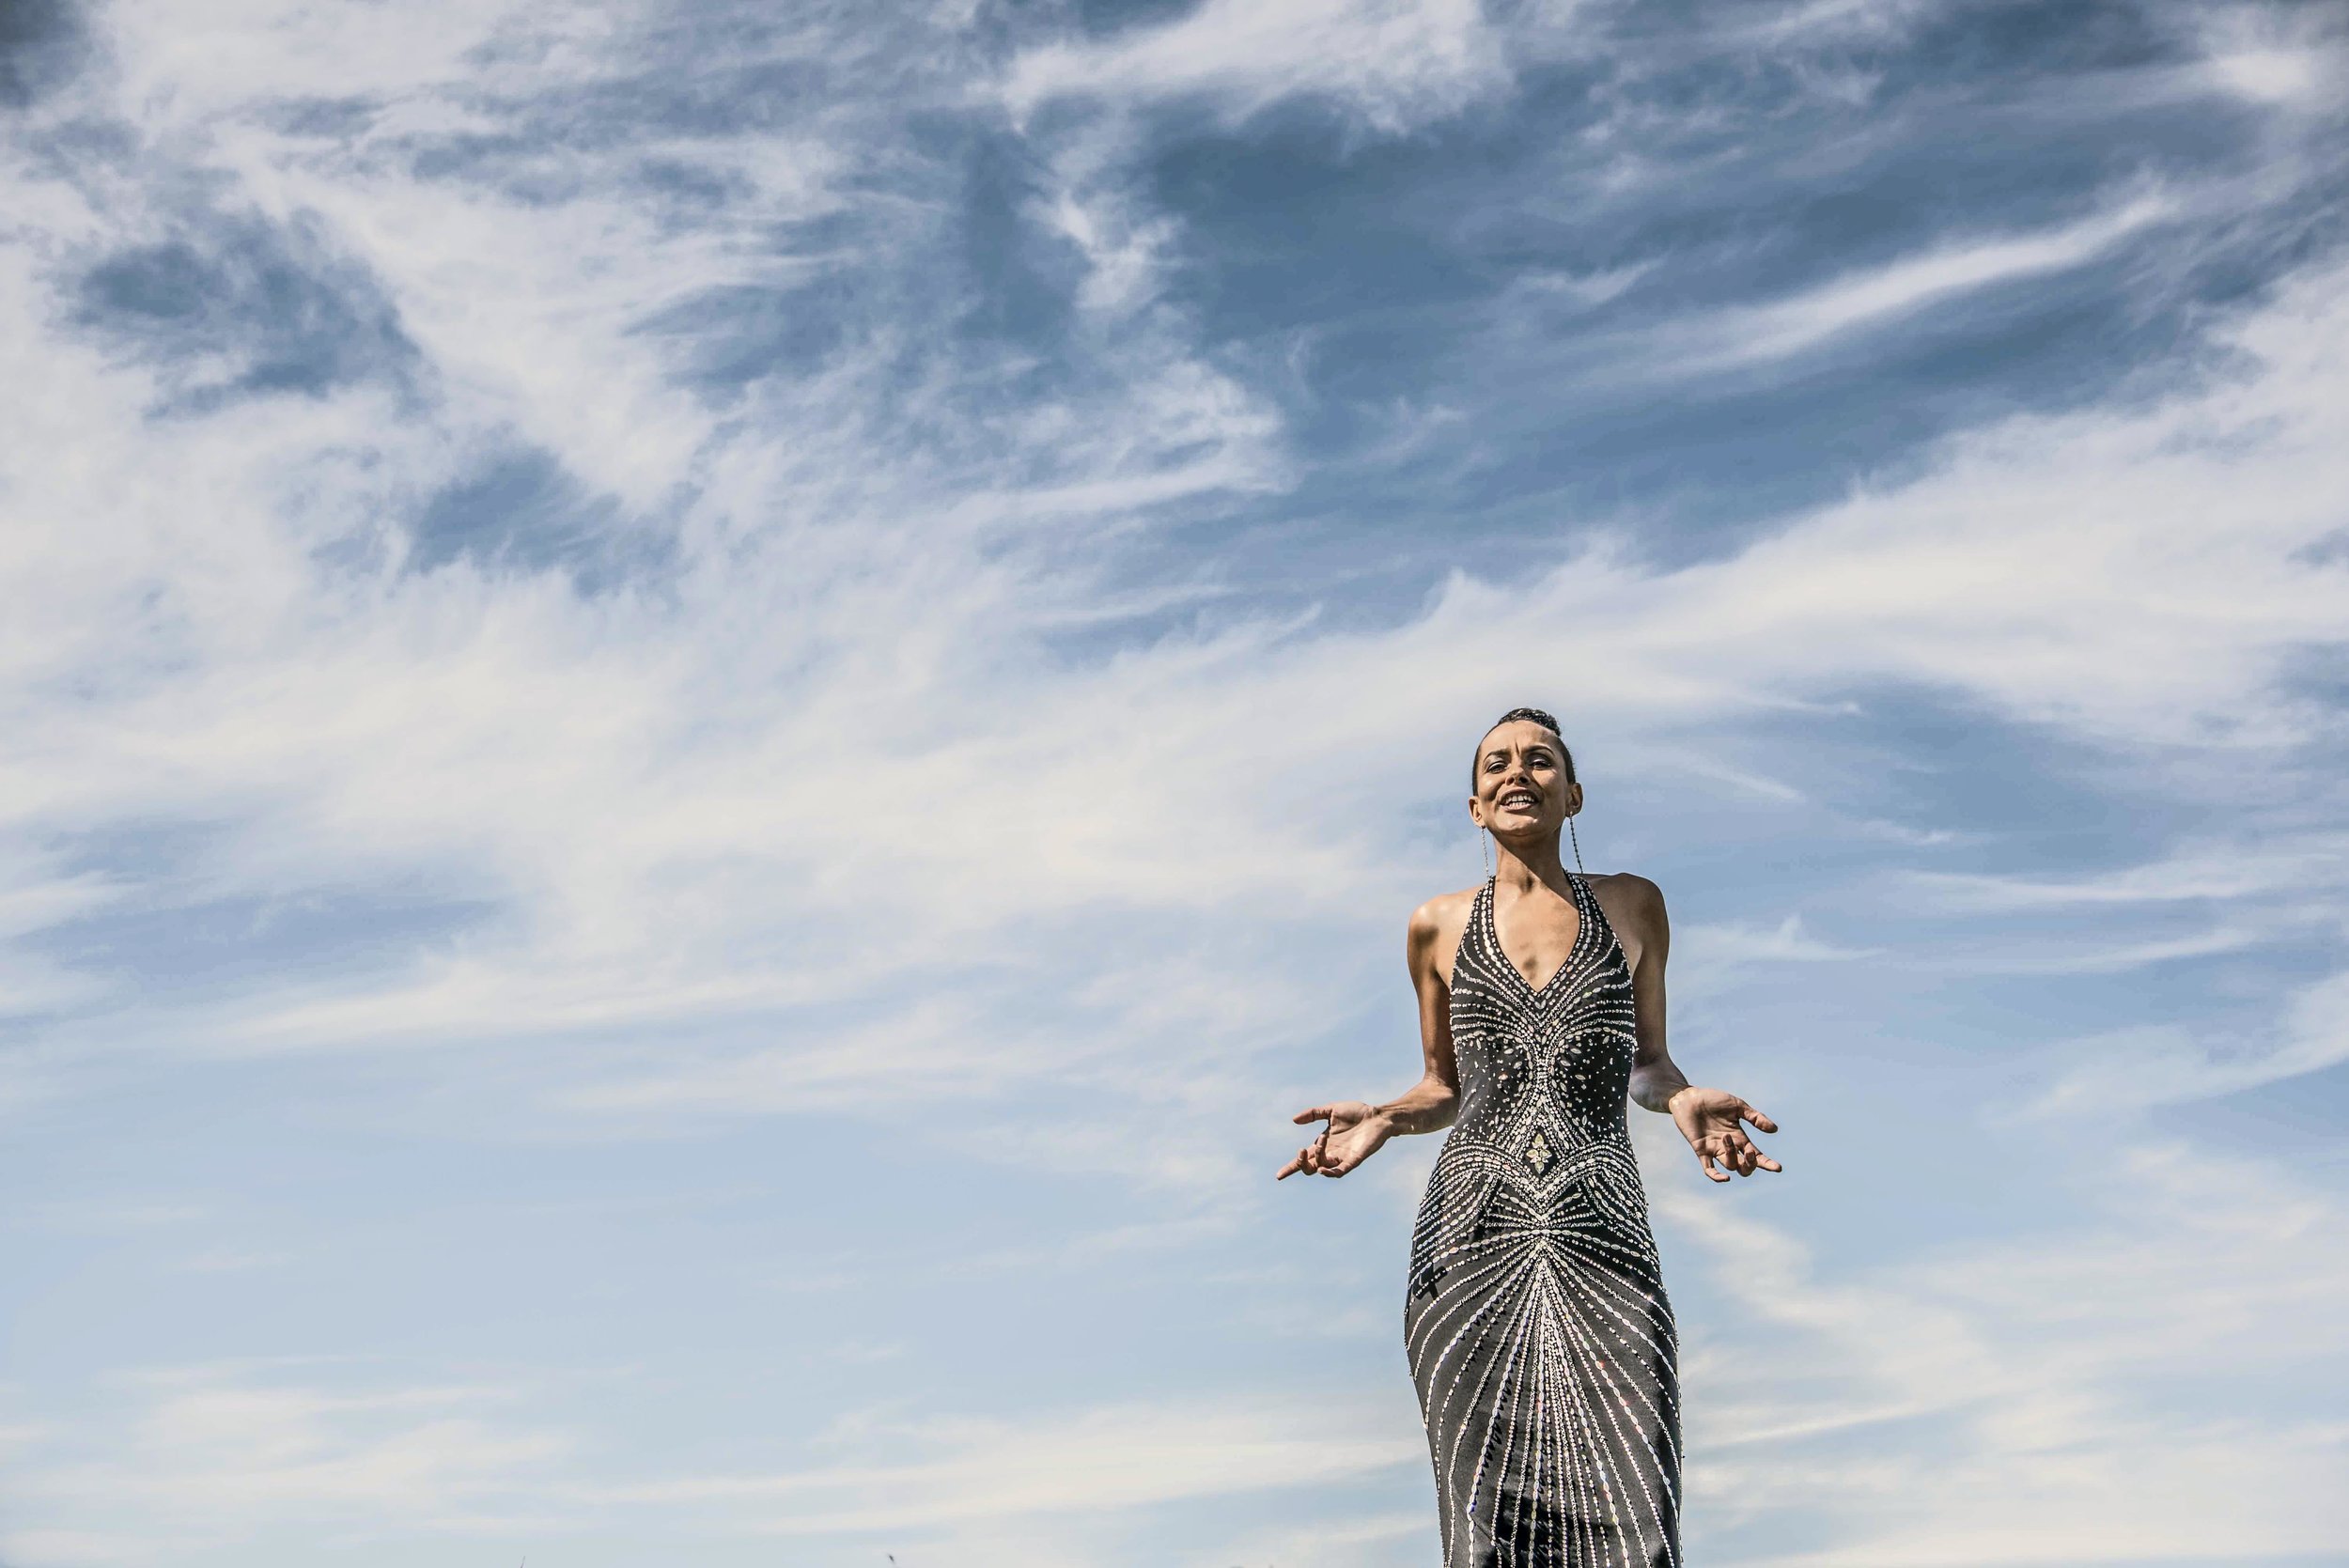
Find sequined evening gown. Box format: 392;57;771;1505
1406;872;1681;1567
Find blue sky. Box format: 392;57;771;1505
3;0;2347;1563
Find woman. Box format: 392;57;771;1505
1277;707;1781;1568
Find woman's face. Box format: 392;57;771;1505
1470;720;1580;838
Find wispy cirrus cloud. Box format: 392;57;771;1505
6;1364;575;1559
2029;967;2349;1115
1684;191;2181;371
1651;1119;2349;1565
607;1394;1423;1533
5;1372;1421;1562
1001;0;1513;134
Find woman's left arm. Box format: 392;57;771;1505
1610;875;1784;1183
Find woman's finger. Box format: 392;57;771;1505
1727;1131;1781;1175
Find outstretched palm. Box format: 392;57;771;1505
1671;1087;1781;1181
1276;1101;1391;1179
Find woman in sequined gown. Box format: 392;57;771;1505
1277;707;1782;1568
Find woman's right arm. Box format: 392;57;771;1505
1377;897;1463;1135
1275;898;1462;1180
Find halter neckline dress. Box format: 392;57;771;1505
1407;872;1681;1567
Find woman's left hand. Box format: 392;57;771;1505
1668;1087;1781;1182
1276;1101;1392;1179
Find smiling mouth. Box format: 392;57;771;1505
1499;790;1538;810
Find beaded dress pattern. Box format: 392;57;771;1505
1406;873;1680;1567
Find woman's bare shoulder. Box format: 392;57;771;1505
1408;885;1482;985
1586;871;1667;931
1409;884;1482;927
1408;885;1482;947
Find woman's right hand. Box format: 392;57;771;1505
1275;1101;1392;1180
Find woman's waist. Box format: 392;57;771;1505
1452;1085;1635;1135
1454;1048;1633;1102
1431;1124;1640;1182
1413;1128;1657;1258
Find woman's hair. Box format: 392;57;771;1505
1472;706;1576;786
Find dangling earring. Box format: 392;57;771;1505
1567;813;1586;876
1481;826;1493;878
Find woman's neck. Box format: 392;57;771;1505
1492;837;1568;890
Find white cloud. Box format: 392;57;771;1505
1673;191;2179;371
1683;915;1879;967
2209;46;2330;103
8;0;2341;1111
1643;1119;2349;1564
7;137;2346;1122
4;1366;574;1559
1001;0;1513;135
604;1394;1423;1534
1202;1508;1431;1567
2030;967;2349;1114
99;0;543;118
2187;3;2349;110
549;993;1074;1114
1909;838;2349;910
1034;151;1184;320
1728;0;1944;47
0;1372;1423;1563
